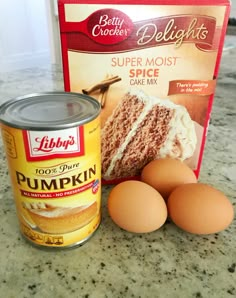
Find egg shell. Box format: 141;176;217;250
141;158;197;199
108;180;167;233
167;183;234;235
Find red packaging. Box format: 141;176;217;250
58;0;230;184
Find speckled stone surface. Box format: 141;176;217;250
0;37;235;298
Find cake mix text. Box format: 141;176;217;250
111;56;180;86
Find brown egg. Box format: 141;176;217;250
108;180;167;233
167;183;234;235
141;158;197;199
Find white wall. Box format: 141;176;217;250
44;0;62;65
0;0;50;72
231;1;236;18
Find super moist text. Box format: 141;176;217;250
136;18;209;48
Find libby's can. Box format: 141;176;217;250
0;92;101;248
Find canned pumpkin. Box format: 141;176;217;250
0;92;101;248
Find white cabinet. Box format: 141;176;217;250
0;0;50;72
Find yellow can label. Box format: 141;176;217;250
1;116;101;248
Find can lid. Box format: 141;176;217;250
0;92;100;130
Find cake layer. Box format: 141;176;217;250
102;91;145;175
108;105;174;179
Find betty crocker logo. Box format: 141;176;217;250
86;9;133;44
61;9;133;45
23;127;85;161
61;9;216;52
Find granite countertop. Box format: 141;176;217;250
0;37;235;298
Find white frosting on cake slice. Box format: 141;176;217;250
103;89;197;179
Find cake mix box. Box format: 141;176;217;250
58;0;230;184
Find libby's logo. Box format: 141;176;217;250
33;135;75;153
23;127;84;161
